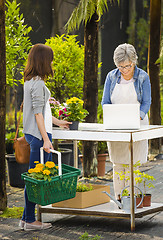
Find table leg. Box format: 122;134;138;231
73;140;78;168
37;204;41;221
130;133;135;231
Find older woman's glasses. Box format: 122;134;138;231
118;63;133;70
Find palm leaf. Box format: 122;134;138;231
65;0;116;33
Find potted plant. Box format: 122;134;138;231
115;161;155;207
5;114;29;188
134;169;155;207
79;141;108;177
59;97;88;130
97;141;108;177
5;131;15;154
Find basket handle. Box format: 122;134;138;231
40;147;62;176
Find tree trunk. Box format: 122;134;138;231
83;13;98;177
0;0;7;210
147;0;161;152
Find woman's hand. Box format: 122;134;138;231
58;119;72;129
43;139;54;153
52;116;72;129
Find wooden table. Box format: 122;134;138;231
38;123;163;231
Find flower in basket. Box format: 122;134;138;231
27;161;59;181
49;97;60;118
59;97;89;122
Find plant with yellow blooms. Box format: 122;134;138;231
27;161;59;181
59;97;88;122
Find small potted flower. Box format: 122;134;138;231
59;97;88;130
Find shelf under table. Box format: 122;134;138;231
39;201;163;219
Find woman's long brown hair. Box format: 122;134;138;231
24;44;54;81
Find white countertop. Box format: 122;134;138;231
52;123;163;142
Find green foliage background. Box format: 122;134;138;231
5;0;32;87
45;35;84;103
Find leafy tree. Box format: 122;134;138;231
5;0;32;129
65;0;113;177
45;34;84;103
5;0;32;87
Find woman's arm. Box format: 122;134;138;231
35;113;53;153
101;72;112;107
140;75;151;120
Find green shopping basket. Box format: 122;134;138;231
21;148;81;206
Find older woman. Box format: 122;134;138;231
102;43;151;199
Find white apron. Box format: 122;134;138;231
108;82;148;164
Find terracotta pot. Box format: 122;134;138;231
97;153;108;177
143;194;151;207
136;195;143;208
79;153;108;177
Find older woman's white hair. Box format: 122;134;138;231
113;43;138;67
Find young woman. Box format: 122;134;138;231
20;44;71;231
102;43;151;199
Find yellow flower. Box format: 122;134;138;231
45;161;55;168
34;167;42;173
28;168;35;173
55;166;59;169
34;161;39;164
35;163;44;169
43;170;51;175
66;99;71;104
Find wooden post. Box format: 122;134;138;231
73;140;78;168
37;205;41;221
130;133;135;231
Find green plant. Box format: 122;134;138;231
6;108;23;136
5;131;16;144
5;0;32;87
76;183;93;192
134;170;155;195
79;231;102;240
0;207;24;219
5;0;32;131
60;97;88;122
27;161;59;182
0;206;37;219
97;141;107;154
45;35;84;103
115;161;156;196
